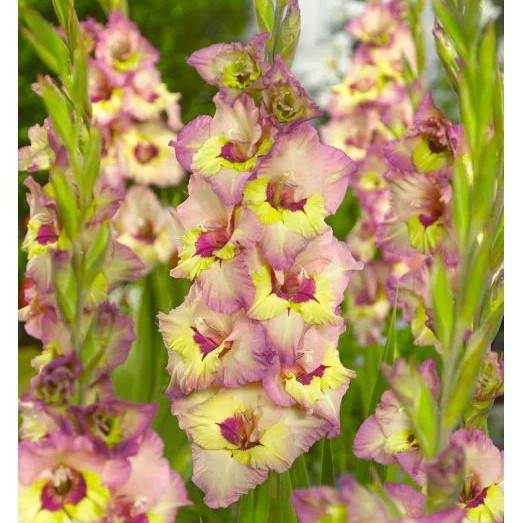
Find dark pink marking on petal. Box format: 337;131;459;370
220;141;250;163
418;213;439;228
41;483;65;511
195;228;230;258
465;487;488;508
134;142;159;164
37;224;58;245
40;468;87;511
218;412;260;450
272;271;317;303
266;181;307;212
132;219;157;244
193;329;220;357
296;365;328;385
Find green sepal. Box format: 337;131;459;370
51;252;77;325
84;222;111;286
442;297;502;432
452;157;471;252
430;257;454;351
433;19;460;92
80;128;102;201
275;0;300;67
382;361;439;460
254;0;275;36
21;5;69;77
458;238;489;330
40;77;75;151
52;169;79;242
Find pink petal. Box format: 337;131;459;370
192;446;268;508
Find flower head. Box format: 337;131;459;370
19;432;122;523
95;11;159;80
173;385;328;508
187;33;269;96
112;186;178;270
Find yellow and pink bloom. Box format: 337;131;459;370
173;384;328;508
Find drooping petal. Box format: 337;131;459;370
192;446;268;509
171;115;212;171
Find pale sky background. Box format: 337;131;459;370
246;0;501;109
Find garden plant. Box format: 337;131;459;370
17;0;504;521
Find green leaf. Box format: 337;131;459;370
401;55;416;85
412;378;439;458
277;472;297;523
237;489;254;523
493;70;504;150
51;0;68;29
472;137;498;227
95;0;112;14
489;216;503;271
289;454;309;490
367;299;398;416
254;0;275;35
52;169;79;241
84;222;110;285
22;6;69;76
320;438;335;487
65;0;81;52
112;280;153;403
430;257;454;351
479;277;504;337
407;0;426;74
463;0;481;44
253;478;271;523
459;81;478;157
371;474;403;519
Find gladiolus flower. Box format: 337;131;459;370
173;385;328;508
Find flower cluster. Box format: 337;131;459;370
18;12;189;523
18;142;189;523
159;9;363;507
86;11;183;272
83;11;184;189
350;358;504;523
293;475;467;523
19;12;182;275
321;0;462;347
293;357;503;523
